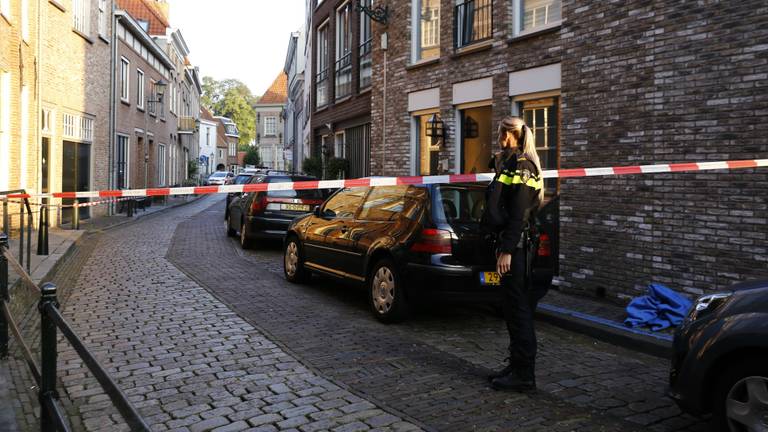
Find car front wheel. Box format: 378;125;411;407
284;236;310;283
713;356;768;432
368;258;408;323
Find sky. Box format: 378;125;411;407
167;0;305;97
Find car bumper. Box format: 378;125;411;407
245;215;292;239
403;262;503;302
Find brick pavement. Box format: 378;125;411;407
168;196;709;431
11;196;421;431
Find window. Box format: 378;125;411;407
98;0;107;37
148;81;156;116
321;187;367;218
359;0;373;89
62;113;94;143
316;22;329;108
229;142;236;157
116;135;129;189
455;0;492;49
120;58;130;102
358;186;408;221
520;97;559;192
136;69;145;110
514;0;561;35
158;144;167;186
21;0;29;41
335;2;353;99
41;108;53;134
264;116;277;136
415;112;441;175
412;0;440;62
334;132;345;158
72;0;90;34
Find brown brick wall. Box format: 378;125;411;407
371;0;768;299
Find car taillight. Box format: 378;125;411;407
410;228;452;254
250;195;267;213
538;232;551;257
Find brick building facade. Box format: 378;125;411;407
310;0;373;178
370;0;768;299
114;10;176;191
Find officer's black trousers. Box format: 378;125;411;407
502;247;537;378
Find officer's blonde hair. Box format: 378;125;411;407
499;116;544;201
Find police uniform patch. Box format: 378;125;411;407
520;169;532;184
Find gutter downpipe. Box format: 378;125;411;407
107;7;119;215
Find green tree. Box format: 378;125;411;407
201;77;259;145
243;146;261;167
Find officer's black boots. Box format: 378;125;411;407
490;367;536;392
487;360;517;382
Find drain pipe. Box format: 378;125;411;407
108;7;119;214
380;32;387;176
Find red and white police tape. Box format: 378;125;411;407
0;196;134;208
1;158;766;200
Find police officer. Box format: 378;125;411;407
484;116;544;391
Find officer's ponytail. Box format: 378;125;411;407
500;117;544;202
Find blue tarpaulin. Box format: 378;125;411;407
624;284;693;331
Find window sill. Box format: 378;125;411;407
137;107;145;112
49;0;66;12
315;105;329;113
452;39;494;58
334;96;352;104
72;28;94;44
98;34;110;44
406;57;440;71
359;86;371;95
121;99;130;106
508;22;562;44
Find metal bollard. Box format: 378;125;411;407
127;199;133;218
2;199;7;235
19;205;24;269
37;200;49;256
0;233;8;359
38;282;59;432
26;202;31;274
73;204;80;230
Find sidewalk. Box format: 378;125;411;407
0;194;203;432
537;288;675;359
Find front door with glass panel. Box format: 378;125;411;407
460;105;492;174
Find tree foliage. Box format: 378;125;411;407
201;77;260;145
243;146;261;167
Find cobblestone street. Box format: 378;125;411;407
9;195;713;431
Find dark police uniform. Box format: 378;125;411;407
487;152;543;388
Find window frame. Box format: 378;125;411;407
72;0;91;35
512;93;560;194
411;0;441;63
98;0;107;37
116;134;130;189
120;57;130;103
358;0;373;90
136;69;145;111
264;116;277;136
316;20;330;109
512;0;562;37
158;143;167;186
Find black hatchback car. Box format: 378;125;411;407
668;279;768;431
282;183;554;322
226;174;324;248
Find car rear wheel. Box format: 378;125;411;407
713;356;768;432
368;259;408;323
226;214;236;237
284;236;310;283
239;221;251;249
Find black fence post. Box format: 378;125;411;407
19;204;24;269
73;203;80;230
26;201;31;273
127;199;133;218
0;233;8;359
2;199;7;235
37;200;49;256
39;282;58;432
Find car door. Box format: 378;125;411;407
302;187;367;276
348;186;411;279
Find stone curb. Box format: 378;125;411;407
536;303;673;359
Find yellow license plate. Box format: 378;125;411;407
480;272;501;286
282;203;310;211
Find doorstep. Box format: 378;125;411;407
537;289;674;359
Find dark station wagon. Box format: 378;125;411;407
282;183;554;322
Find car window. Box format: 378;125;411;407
322;187;367;219
358;186;408;221
436;185;486;223
233;175;252;185
210;172;226;178
266;176;324;200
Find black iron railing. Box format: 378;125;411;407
335;52;353;100
454;0;493;49
0;235;150;431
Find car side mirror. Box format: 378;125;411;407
313;206;321;217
